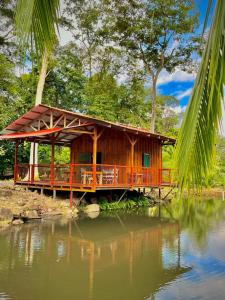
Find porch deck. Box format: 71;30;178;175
15;163;174;191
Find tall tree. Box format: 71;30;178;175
154;95;180;137
15;0;60;168
103;0;199;132
63;0;104;76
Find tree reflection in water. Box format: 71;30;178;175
0;210;191;300
1;198;224;300
160;198;225;248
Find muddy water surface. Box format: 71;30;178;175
0;198;225;300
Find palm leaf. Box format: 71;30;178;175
174;0;225;191
15;0;60;59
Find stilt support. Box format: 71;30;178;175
117;190;127;203
41;188;44;196
53;189;56;199
159;188;161;199
162;187;175;201
70;190;73;208
79;192;87;203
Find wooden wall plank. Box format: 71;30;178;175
71;128;162;169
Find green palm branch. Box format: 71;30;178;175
15;0;60;59
174;0;225;190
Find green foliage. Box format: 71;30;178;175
162;146;175;169
82;72;119;121
101;0;199;131
0;54;22;130
43;44;87;110
63;0;114;76
84;72;148;126
38;145;70;164
155;95;180;137
174;0;225;191
98;197;150;211
204;137;225;188
106;0;199;74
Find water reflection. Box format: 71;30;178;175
0;198;225;300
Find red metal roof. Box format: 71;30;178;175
0;127;61;140
0;104;176;144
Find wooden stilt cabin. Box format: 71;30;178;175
0;105;175;198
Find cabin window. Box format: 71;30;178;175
78;152;102;164
78;152;92;164
142;153;150;167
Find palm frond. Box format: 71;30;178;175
174;0;225;191
15;0;60;59
201;0;212;41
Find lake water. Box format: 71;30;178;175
0;198;225;300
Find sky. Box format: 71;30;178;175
59;0;225;135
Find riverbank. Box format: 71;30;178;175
0;182;79;229
0;181;154;229
0;180;224;229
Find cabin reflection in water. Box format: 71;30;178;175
0;213;190;300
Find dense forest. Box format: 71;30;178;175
0;0;224;187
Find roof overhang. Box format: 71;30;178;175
0;127;62;140
0;104;176;145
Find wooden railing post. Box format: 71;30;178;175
50;141;55;187
69;163;73;208
92;127;97;189
158;168;161;186
31;142;36;184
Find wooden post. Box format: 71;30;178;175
50;141;55;187
124;133;137;188
92;127;97;189
131;143;134;187
114;165;117;186
69;163;73;208
14;141;19;183
31;142;36;183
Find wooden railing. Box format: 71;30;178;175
14;164;174;190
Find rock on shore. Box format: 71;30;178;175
0;182;79;228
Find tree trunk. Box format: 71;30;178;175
29;50;49;176
151;78;157;133
35;50;48;105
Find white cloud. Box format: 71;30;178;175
158;68;196;85
175;88;193;100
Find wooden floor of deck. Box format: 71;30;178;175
15;181;174;192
